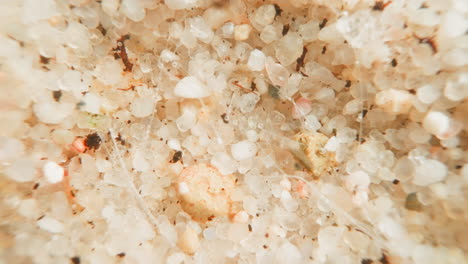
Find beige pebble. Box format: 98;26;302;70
176;164;236;222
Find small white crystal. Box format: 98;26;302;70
238;93;260;113
247;49;266;71
188;16;214;43
37;217;64;233
0;137;24;163
275;32;304;66
266;57;289;87
167;253;185;264
81;93;101;114
121;0;145;22
165;0;198;10
234;24;251;41
33;101;74;125
168;139;182;151
178;227;199;255
253;4;276;27
130;97;155;118
95;57;123;85
274;242;303;264
42;161;64;184
160;49;179;63
324;136;339;152
439;11;468;38
174;76;209;98
413;159;447;186
246;130;258;142
260;24;281;43
221;22;235;38
304;114;322;132
231;140;257;161
178;182;190;194
132;150;150;172
299;21;319;42
211;152;238;175
176;107;197;132
233;210;249;223
375;89;413;114
346;171;370;191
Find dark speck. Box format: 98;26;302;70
319;18;328;30
345;80;351;88
33;183;40;190
70;256;80;264
392;179;400;185
379;253;390;264
39;55;50;64
282;24;290;36
52;90;62;102
170;151;182;163
274;4;282;17
455;165;462;169
116;252;126;258
361;109;368;118
361;259;373;264
373;1;384;10
248;224;252;232
85;132;101;151
221;113;228;124
391;58;397;67
321;46;327;54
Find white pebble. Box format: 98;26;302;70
413;159;447;186
231;140;257;161
37;217;64;233
247;49;266;71
174;76;210;98
422;111;450;138
42;161;64;184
